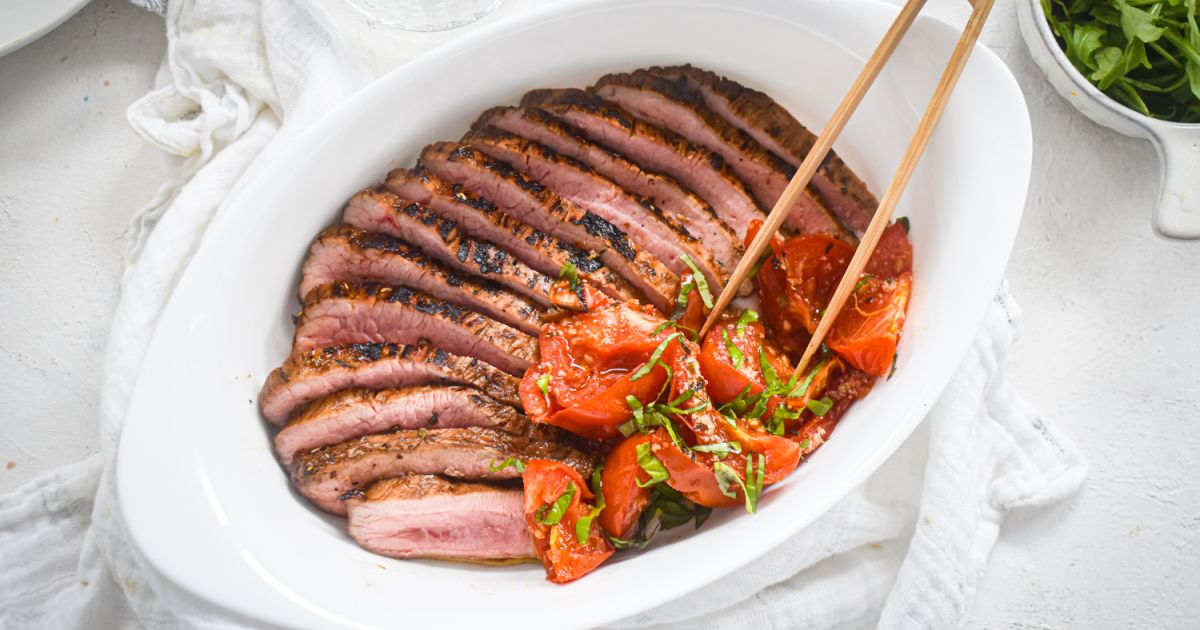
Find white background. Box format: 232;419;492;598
0;0;1196;626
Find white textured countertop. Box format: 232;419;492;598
0;0;1196;626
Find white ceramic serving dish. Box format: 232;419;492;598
0;0;93;57
1017;0;1200;240
116;1;1031;627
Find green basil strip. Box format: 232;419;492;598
558;260;580;289
575;465;606;544
736;309;759;338
722;328;744;369
536;373;551;408
538;481;577;526
759;347;781;392
631;333;681;382
487;457;526;473
679;254;714;308
744;453;765;514
807;396;834;416
786;359;828;398
690;441;742;458
712;462;741;499
635;442;669;488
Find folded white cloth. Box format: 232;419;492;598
0;1;1086;628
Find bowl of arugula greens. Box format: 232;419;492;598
1018;0;1200;239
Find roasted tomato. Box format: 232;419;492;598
649;428;740;509
523;459;614;584
698;315;792;405
597;433;653;539
547;278;612;313
793;367;876;456
670;272;708;337
864;222;913;278
826;273;912;376
520;300;681;439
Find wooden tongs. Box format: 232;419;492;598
700;0;997;378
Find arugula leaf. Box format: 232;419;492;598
537;482;576;526
635;442;670;487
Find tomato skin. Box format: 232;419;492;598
598;434;653;539
671;272;707;336
827;273;911;376
864;222;913;278
698;318;791;405
523;459;614;584
650;429;740;509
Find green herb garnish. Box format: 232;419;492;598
536;482;577;526
679;254;714;308
722;328;744;369
488;457;525;473
736;309;760;338
558;260;580;289
635;442;669;487
806;396;834;416
630;333;681;381
575;465;605;544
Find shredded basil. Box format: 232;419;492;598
631;333;681;381
488;457;525;474
736;309;759;338
536;373;551;408
558;260;580;289
712;462;741;499
635;441;670;487
854;274;875;293
722;328;744;369
536;481;577;526
678;254;714;309
575;465;606;544
807;396;833;416
690;441;742;458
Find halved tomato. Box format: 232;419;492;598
826;273;911;376
597;433;653;539
523;459;614;584
698;316;791;405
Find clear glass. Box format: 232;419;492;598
342;0;503;31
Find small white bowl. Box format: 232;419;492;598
1017;0;1200;240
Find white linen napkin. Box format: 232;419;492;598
0;1;1086;628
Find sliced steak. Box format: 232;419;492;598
648;65;877;233
293;282;536;375
474;106;741;270
292;420;593;515
343;187;555;307
274;386;524;466
344;475;532;560
520;88;764;241
593;70;846;238
419;142;676;311
300;224;543;335
385;168;638;303
463;127;727;292
259;341;521;425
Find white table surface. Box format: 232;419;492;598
1;0;1196;627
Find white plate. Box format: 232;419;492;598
116;1;1031;627
0;0;93;57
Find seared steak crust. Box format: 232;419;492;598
520;88;765;240
419;142;677;311
648;65;877;233
293;282;537;375
473;106;741;270
274;386;524;465
463;127;727;291
593;70;846;238
344;475;533;560
300;224;543;335
291;420;593;515
386;168;638;303
259;341;522;425
342;187;555;306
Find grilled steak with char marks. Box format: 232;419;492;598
300;224;543;335
463;127;727;292
342;187;555;307
520;88;765;241
385;168;638;303
419;142;677;312
648;65;877;233
473;106;741;270
292;419;593;515
344;475;532;560
293;282;536;375
593;70;847;238
259;341;521;425
274;386;524;465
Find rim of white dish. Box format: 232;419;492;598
1024;0;1200;130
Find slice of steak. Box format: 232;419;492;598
474;106;741;270
385;168;638;303
462;127;727;292
274;386;524;466
259;341;521;426
592;70;846;238
648;65;877;233
342;187;555;307
419;142;676;311
293;282;536;375
344;475;532;560
292;420;593;515
520;88;764;241
300;224;543;335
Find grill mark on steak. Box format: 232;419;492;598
462;127;728;293
291;419;594;515
520;88;766;241
259;341;521;425
647;65;877;233
300;224;543;335
419;142;676;312
274;386;525;466
474;106;742;271
385;168;640;303
592;70;848;239
342;187;555;307
293;282;536;376
344;475;533;560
